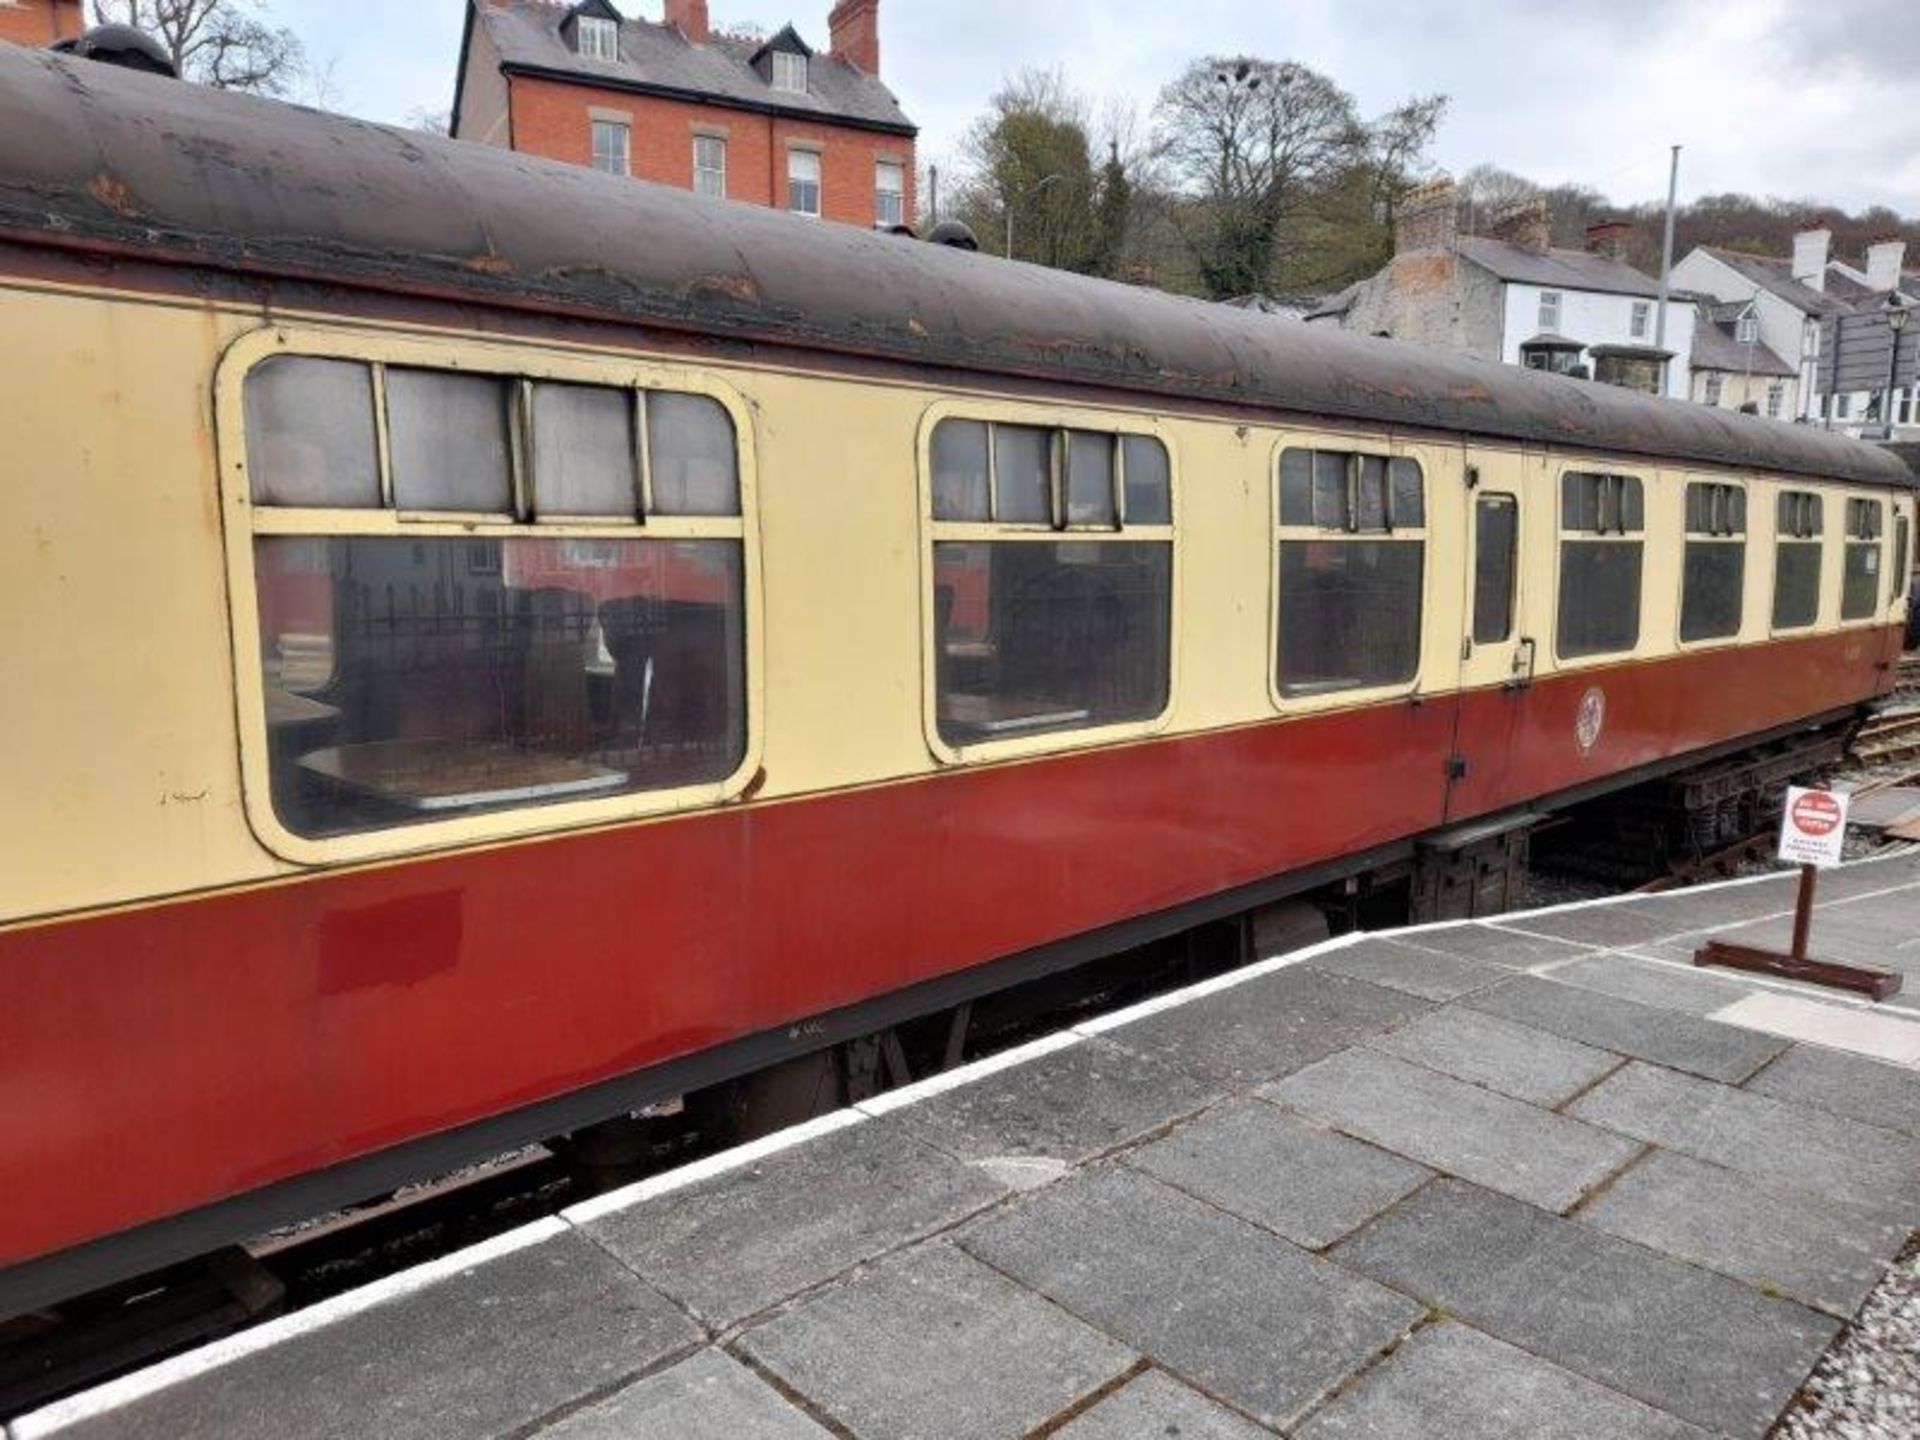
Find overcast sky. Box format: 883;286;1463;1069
278;0;1918;216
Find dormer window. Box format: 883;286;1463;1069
577;16;618;61
772;51;808;93
1736;313;1758;344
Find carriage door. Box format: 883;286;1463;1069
1444;447;1532;819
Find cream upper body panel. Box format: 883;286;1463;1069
1;279;1909;925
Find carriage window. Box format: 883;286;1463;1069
387;370;516;515
1842;497;1884;621
1276;448;1425;696
242;356;748;841
1557;471;1644;659
244;357;382;508
1680;481;1746;643
1473;493;1517;646
1894;512;1911;609
928;418;1172;749
1773;490;1823;630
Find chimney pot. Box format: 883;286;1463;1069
663;0;710;44
1583;218;1635;262
828;0;880;75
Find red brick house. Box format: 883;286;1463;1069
0;0;84;47
453;0;915;230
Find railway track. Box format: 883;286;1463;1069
1852;707;1920;764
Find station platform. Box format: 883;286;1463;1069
14;854;1920;1440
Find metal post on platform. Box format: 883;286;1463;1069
1789;862;1816;962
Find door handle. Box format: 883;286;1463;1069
1507;637;1537;691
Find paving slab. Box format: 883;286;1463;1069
1331;1179;1839;1439
1711;991;1920;1066
1578;1149;1912;1319
1296;1321;1710;1440
1302;936;1511;1001
1542;951;1762;1017
1376;923;1595;969
1128;1097;1430;1249
1050;1370;1273;1440
890;1035;1220;1171
739;1244;1133;1440
532;1348;829;1439
584;1117;1007;1328
31;1231;701;1440
1366;1004;1621;1107
960;1166;1421;1430
1492;904;1705;950
1747;1042;1920;1137
1569;1060;1920;1210
1465;974;1786;1082
1261;1047;1637;1212
1103;966;1432;1090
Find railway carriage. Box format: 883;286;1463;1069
0;45;1912;1320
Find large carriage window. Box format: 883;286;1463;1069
1842;497;1884;621
1894;511;1912;609
929;418;1172;748
242;354;747;840
1276;448;1425;696
1772;490;1823;630
1473;493;1518;646
1680;481;1746;642
1557;471;1644;659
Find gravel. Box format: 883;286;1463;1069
1775;1232;1920;1439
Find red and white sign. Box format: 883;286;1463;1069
1778;786;1850;868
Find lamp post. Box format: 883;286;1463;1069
1885;300;1911;436
1005;172;1063;260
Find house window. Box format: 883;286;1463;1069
1834;393;1852;420
577;15;619;61
694;134;727;199
1767;382;1785;419
927;419;1173;749
875;160;905;228
1630;301;1650;339
1842;497;1885;621
240;355;750;843
1538;291;1563;333
1898;389;1914;426
1680;482;1746;642
1557;471;1644;659
771;50;808;93
590;119;630;176
1736;314;1758;344
1772;491;1823;630
1276;449;1426;695
787;149;821;217
1703;374;1724;406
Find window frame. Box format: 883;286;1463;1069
916;400;1179;766
693;133;728;199
1630;301;1650;340
1770;486;1826;635
875;159;906;229
787;148;822;218
1269;435;1430;712
771;50;808;94
1553;466;1647;664
590;118;630;176
576;15;619;61
214;326;765;868
1538;290;1563;333
1676;479;1748;648
1840;493;1887;624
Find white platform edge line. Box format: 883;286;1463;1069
11;1217;570;1439
855;1031;1083;1117
1536;947;1886;1012
558;1108;866;1225
1072;928;1373;1036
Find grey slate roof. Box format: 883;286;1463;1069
1700;248;1849;318
1455;237;1663;297
1691;319;1796;378
475;0;914;135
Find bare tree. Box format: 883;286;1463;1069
1155;57;1365;298
91;0;305;95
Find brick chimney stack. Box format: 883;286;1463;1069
1394;177;1457;256
1791;227;1831;293
664;0;711;44
1488;198;1551;256
828;0;880;75
0;0;85;46
1865;237;1908;294
1583;219;1635;263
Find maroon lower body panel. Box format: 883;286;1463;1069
0;628;1894;1270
